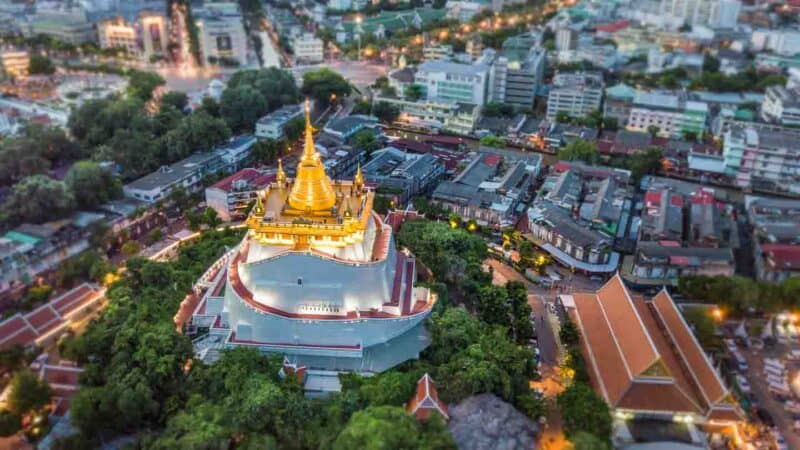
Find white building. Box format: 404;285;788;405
627;91;708;139
761;85;800;127
328;0;352;11
708;0;740;28
97;12;168;61
293;33;324;64
195;2;248;66
255;104;303;140
416;58;489;106
0;50;28;79
723;127;800;195
546;72;603;121
205;168;275;221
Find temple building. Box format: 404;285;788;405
560;275;744;445
190;101;435;394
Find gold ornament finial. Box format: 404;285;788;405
287;99;337;212
354;162;364;193
276;158;286;185
253;193;264;216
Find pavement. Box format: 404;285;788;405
739;339;800;449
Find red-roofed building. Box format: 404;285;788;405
31;355;84;417
384;209;420;233
406;373;449;421
205;168;276;221
760;244;800;281
562;276;744;440
596;19;630;35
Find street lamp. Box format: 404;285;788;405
355;15;363;62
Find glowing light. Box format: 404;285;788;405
712;308;723;321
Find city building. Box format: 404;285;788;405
190;104;436;393
323;115;379;140
626;241;735;286
432;149;540;227
723;126;800;195
422;44;453;61
497;45;546;108
0;215;106;294
123;152;225;203
205;168;276;221
746;196;800;283
603;83;636;127
0;50;29;79
26;4;96;44
362;147;445;204
97;11;168;62
293;33;324;64
761;85;800;127
627;91;708;140
546;72;603;122
194;2;248;66
255;104;303;140
416;59;490;106
562;276;744;443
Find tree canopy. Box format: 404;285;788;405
1;175;75;224
65;161;121;209
301;68;352;106
557;139;599;165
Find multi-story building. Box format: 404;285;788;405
323;115;379;140
194;2;248;66
422;44;453;61
432;149;540;226
190;108;435;393
255;104;303;140
501;47;546;108
363;147;445;204
97;11;168;61
603;83;636;127
124;136;256;203
761;85;800;127
416;59;490;106
26;5;96;44
627;91;708;139
0;50;29;79
628;241;735;283
708;0;741;28
293;33;324;64
546;72;603;122
723;126;800;195
205;168;275;221
746;196;800;283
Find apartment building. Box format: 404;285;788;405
97;12;168;61
293;33;324;64
0;50;28;79
746;196;800;283
205;168;275;221
546;72;603;122
627;91;708;139
723;126;800;195
362;147;445;204
195;2;248;66
255;104;303;140
416;59;489;106
761;85;800;127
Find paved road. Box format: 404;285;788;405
740;341;800;449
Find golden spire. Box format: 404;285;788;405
276;158;286;185
253;193;264;216
287;99;337;212
354;162;364;192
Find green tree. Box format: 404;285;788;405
557;382;612;442
127;70;165;101
65;161;121;209
404;84;424;101
161;91;189;111
352;129;380;154
479;134;505;148
219;85;267;133
0;410;21;437
28;54;55;75
301;68;352;106
202;207;222;228
7;370;52;416
557;139;599;165
121;240;140;256
2;175;75;224
373;101;400;124
702;54;720;73
555;111;571;123
647;125;661;137
251;139;281;165
333;405;454;450
571;431;611;450
162;111;231;160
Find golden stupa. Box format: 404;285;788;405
245;99;375;250
287;100;337;212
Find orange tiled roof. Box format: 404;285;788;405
407;373;449;421
570;276;744;422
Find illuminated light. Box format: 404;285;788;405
712;307;723;321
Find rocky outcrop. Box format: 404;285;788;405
448;393;539;450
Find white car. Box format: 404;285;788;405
736;375;751;393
